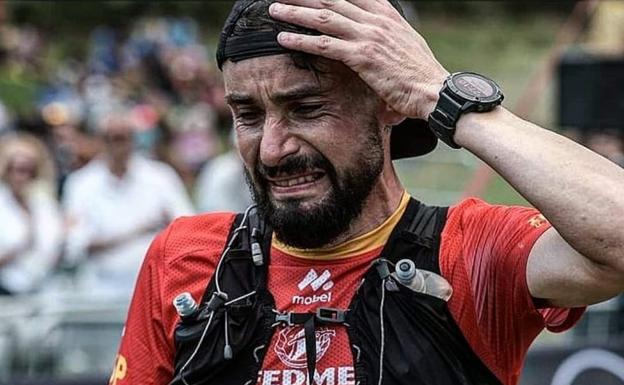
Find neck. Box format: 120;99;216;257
322;161;404;248
10;186;29;210
107;157;129;178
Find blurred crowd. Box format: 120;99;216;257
0;17;252;300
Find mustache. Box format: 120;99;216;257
256;154;333;179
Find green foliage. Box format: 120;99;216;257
7;1;234;34
483;174;530;206
0;71;38;116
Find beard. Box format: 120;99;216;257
245;125;385;249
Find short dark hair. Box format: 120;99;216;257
228;0;328;74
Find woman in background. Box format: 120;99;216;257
0;133;64;295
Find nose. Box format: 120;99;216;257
259;115;300;167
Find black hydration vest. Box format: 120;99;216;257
170;199;502;385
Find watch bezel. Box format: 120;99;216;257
447;72;503;104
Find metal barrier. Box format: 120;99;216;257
0;292;128;383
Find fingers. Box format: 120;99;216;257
270;1;368;65
276;31;355;62
275;0;380;17
271;0;406;36
269;2;364;38
271;0;403;26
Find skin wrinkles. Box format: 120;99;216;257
223;54;405;248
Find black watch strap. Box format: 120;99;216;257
428;91;464;149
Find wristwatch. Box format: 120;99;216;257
428;72;504;149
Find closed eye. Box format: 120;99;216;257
240;111;260;120
293;103;323;116
235;109;263;126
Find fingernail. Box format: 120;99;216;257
269;3;283;15
277;32;290;43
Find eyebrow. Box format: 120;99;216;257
225;93;255;106
225;84;326;106
272;85;326;104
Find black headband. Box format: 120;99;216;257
223;31;282;66
216;0;405;70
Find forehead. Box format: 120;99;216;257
7;147;38;167
12;152;37;163
101;117;133;135
222;55;348;101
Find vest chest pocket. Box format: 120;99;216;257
174;307;224;343
171;292;276;385
174;295;257;344
171;307;226;385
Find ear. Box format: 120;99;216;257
378;102;407;127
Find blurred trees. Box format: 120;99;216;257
6;1;579;35
7;2;233;36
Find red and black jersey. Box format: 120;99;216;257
109;196;583;385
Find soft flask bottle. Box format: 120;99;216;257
392;259;453;302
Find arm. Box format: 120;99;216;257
0;217;34;268
110;213;234;385
455;108;624;307
0;248;23;268
268;0;624;307
110;229;174;385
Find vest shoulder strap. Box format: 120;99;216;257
380;198;448;273
199;206;272;305
402;199;448;250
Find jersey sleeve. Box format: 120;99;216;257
439;198;584;385
108;212;237;385
109;227;174;385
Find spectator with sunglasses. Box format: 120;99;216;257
0;133;63;295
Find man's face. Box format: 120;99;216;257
223;55;388;248
5;152;38;192
101;118;134;164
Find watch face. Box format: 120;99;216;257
450;73;499;101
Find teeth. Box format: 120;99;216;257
273;174;321;187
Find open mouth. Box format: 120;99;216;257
270;171;325;188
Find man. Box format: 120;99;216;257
110;1;624;385
63;113;194;299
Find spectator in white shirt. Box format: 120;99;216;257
195;130;253;213
63;114;194;299
0;133;63;295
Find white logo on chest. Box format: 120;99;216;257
292;269;334;305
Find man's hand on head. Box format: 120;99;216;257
269;0;449;120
